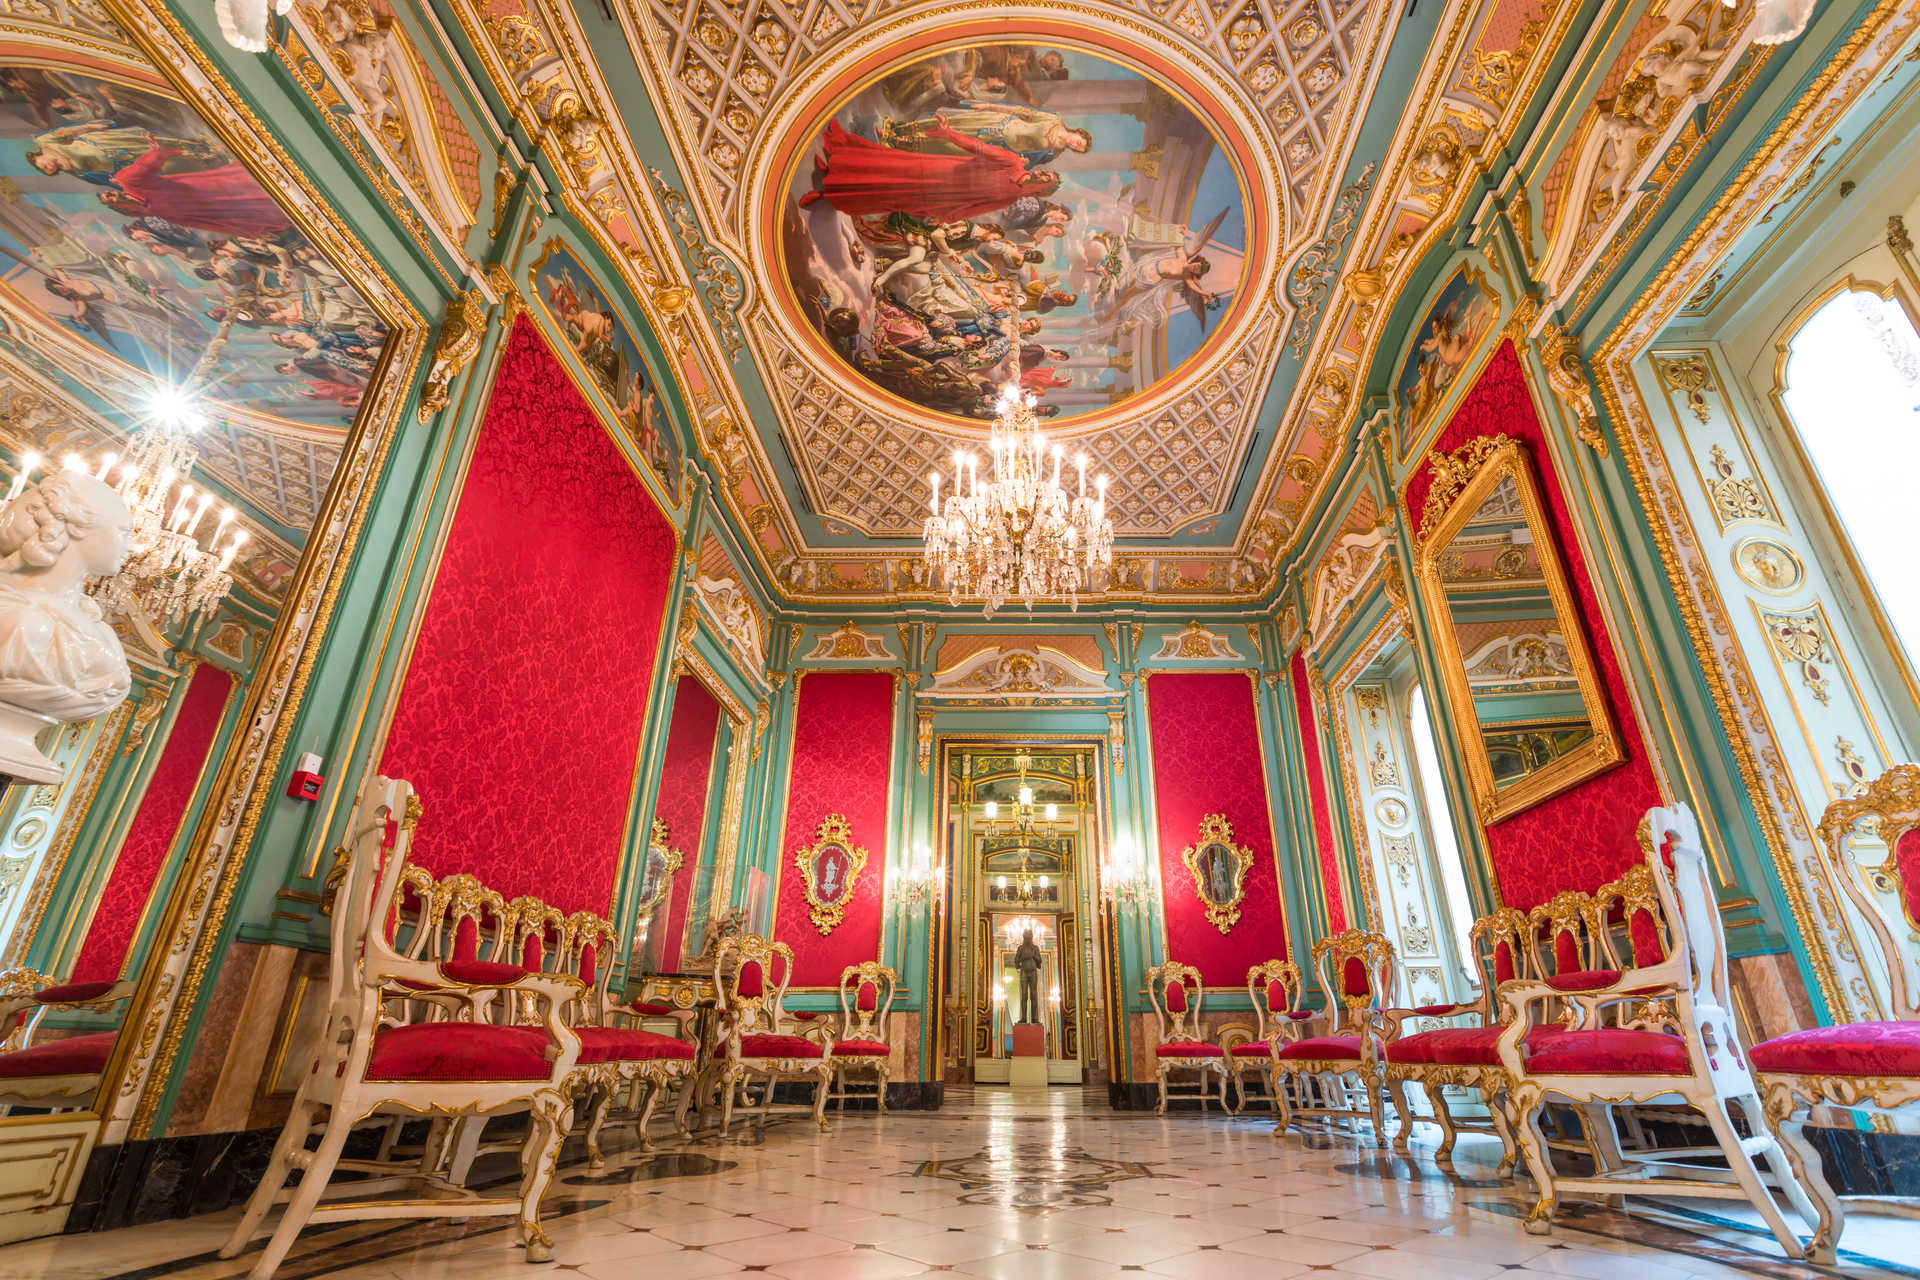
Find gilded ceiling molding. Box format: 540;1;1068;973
592;0;1406;601
800;621;891;663
286;0;483;247
1535;0;1759;311
1236;0;1582;577
1149;621;1240;662
922;645;1113;704
1305;522;1391;644
1590;0;1920;1025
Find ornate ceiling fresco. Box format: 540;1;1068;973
434;0;1789;607
0;4;410;609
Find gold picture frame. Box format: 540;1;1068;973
1415;437;1621;825
1180;813;1254;934
793;813;868;935
639;819;686;915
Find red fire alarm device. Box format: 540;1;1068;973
287;752;325;802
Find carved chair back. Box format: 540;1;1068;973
559;910;620;1022
1146;961;1207;1044
835;961;897;1045
327;777;424;1033
1818;763;1920;1020
511;898;567;973
1468;907;1534;1020
434;874;513;966
716;933;795;1039
1593;862;1669;975
1308;929;1397;1039
1246;959;1304;1041
1527;888;1608;981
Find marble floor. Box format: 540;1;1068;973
5;1087;1912;1280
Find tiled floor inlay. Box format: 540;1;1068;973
913;1143;1156;1208
5;1085;1913;1280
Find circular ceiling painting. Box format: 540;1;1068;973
776;40;1252;424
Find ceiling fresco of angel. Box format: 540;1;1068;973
778;42;1246;423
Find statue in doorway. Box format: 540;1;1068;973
1013;928;1043;1025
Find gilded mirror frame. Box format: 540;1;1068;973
1415;437;1620;825
1179;813;1253;933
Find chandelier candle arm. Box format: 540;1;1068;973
922;382;1115;618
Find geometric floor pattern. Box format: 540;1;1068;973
6;1086;1911;1280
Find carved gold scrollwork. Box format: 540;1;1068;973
1417;434;1514;538
1706;444;1772;524
1655;354;1714;424
1761;609;1834;706
1180;814;1254;934
1538;324;1607;456
793;813;868;935
418;289;487;423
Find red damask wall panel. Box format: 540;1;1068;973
72;664;232;982
1289;651;1347;933
652;675;721;972
773;670;895;986
381;320;677;914
1146;672;1287;984
1404;340;1660;908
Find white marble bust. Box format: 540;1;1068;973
0;471;133;783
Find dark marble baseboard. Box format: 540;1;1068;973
767;1081;944;1110
73;1126;295;1232
1106;1082;1159;1110
1805;1122;1920;1197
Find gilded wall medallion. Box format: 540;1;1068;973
793;813;868;934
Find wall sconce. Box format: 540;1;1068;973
1100;836;1150;906
895;841;942;911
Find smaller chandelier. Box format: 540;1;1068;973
43;386;248;627
923;383;1113;619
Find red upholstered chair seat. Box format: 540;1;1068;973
575;1027;697;1064
1387;1026;1502;1066
365;1023;553;1082
394;959;528;990
738;1033;824;1059
619;1001;676;1017
0;1030;117;1078
1156;1041;1224;1058
33;981;119;1004
1522;1027;1689;1076
832;1039;889;1057
1541;969;1669;998
1543;969;1621;992
1749;1021;1920;1077
1228;1042;1271;1057
1276;1034;1362;1061
1411;1002;1467;1016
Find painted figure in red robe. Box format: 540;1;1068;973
99;140;293;240
800;118;1060;223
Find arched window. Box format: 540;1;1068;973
1779;289;1920;673
1408;682;1477;978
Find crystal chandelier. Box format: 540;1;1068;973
24;386;248;627
923;384;1113;619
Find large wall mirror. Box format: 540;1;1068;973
632;669;748;975
1416;438;1620;824
0;10;401;1238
